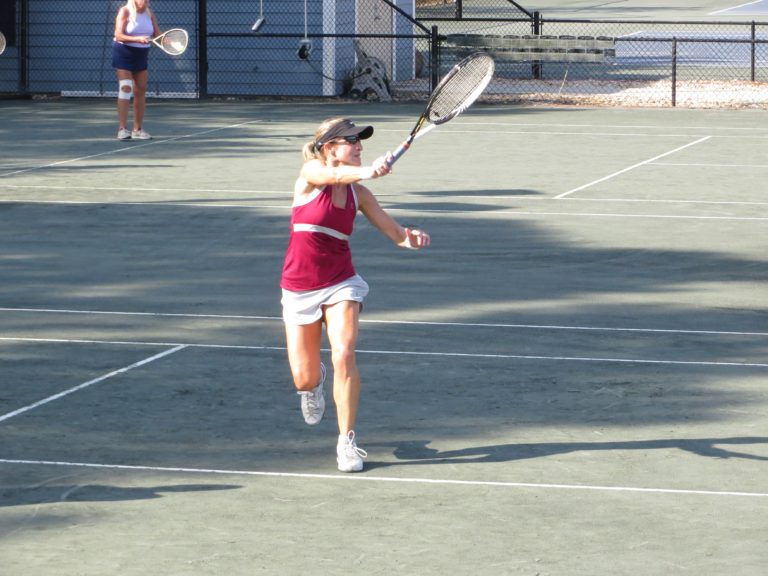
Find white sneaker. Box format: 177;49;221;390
131;129;152;140
298;362;326;425
337;431;367;473
117;128;131;140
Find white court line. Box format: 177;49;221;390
2;306;768;338
391;128;768;140
3;201;768;219
568;197;768;207
554;136;712;199
451;121;768;133
0;345;186;423
5;178;768;196
0;184;291;195
656;162;768;169
0;120;264;178
497;210;768;222
0;306;278;321
8;201;766;220
2;336;767;369
1;458;766;498
3;193;768;209
711;0;767;15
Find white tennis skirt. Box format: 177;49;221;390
281;274;369;325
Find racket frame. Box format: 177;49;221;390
151;28;189;56
389;52;494;165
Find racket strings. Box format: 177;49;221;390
161;30;188;55
427;55;495;123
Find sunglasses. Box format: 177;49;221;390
332;135;362;145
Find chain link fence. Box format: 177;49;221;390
0;0;431;100
0;0;198;97
1;0;766;108
412;2;768;108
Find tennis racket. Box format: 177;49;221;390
151;28;188;56
0;32;6;56
387;52;495;166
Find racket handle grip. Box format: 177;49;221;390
387;141;410;167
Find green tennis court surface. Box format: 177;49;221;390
1;98;767;575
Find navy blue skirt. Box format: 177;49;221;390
112;42;150;72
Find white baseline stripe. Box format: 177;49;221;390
0;195;768;213
385;127;768;140
555;136;712;199
711;1;765;15
358;348;768;368
567;197;768;207
2;306;767;337
655;162;768;169
1;458;766;498
445;121;768;133
0;306;276;321
496;210;768;222
1;336;767;369
0;184;291;195
361;318;768;338
0;345;186;423
6;203;761;221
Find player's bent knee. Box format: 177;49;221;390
293;369;320;392
118;79;133;100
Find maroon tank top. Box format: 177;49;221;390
280;184;359;291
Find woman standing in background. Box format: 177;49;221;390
111;0;161;140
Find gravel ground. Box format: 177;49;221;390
391;78;768;109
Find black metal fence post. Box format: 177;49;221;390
431;25;439;92
198;0;207;99
751;21;756;82
19;0;28;95
671;37;677;107
532;11;541;79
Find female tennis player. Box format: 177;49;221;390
281;117;430;472
111;0;161;140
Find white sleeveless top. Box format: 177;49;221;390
119;10;153;49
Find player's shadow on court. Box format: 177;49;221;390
0;483;241;508
372;436;768;468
